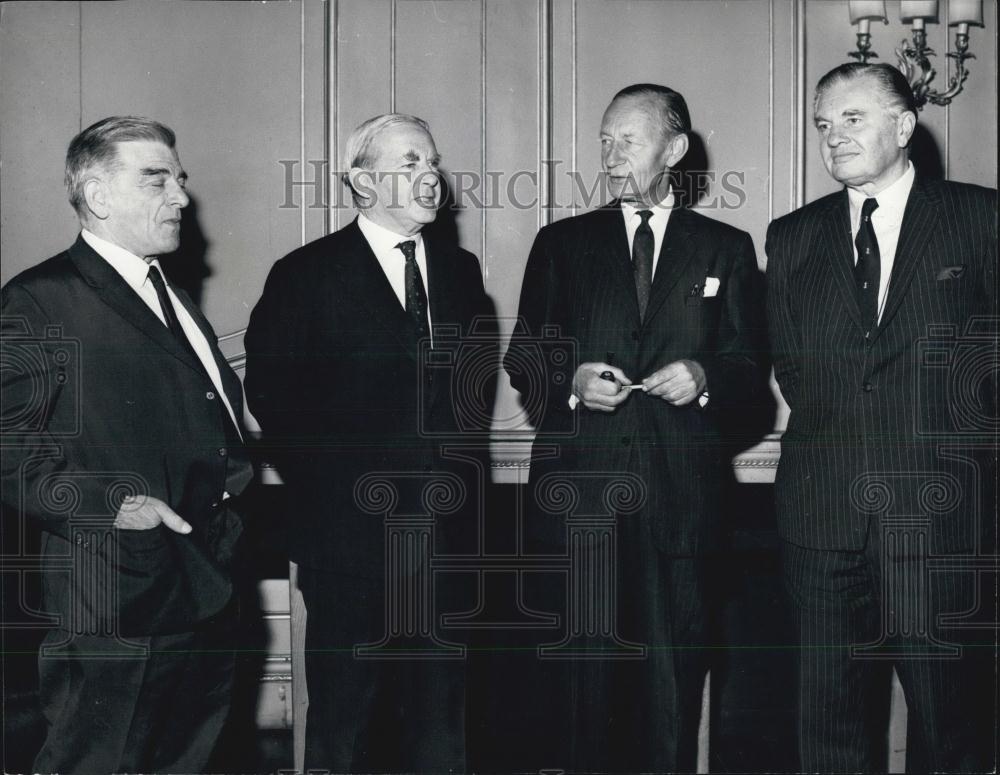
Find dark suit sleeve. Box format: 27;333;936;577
504;225;574;429
698;230;767;412
243;256;316;477
765;219;802;410
457;247;499;435
1;283;101;535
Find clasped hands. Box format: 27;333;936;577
572;360;706;413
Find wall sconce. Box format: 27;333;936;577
848;0;985;109
897;0;982;108
848;0;888;62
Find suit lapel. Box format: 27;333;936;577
171;286;244;414
338;219;420;362
67;236;207;376
872;177;941;339
642;205;698;325
820;191;866;332
590;205;642;324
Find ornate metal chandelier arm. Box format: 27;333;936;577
895;29;975;109
931;33;975;106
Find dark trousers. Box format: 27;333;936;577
783;525;993;773
554;513;707;774
32;616;236;774
299;566;466;774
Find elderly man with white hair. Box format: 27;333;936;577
245;113;495;773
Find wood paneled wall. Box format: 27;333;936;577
2;0;997;458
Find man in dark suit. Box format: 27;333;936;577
505;84;765;772
244;113;494;773
766;63;996;772
0;117;252;773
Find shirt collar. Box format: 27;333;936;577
81;229;157;293
620;187;675;224
847;161;914;226
357;213;423;257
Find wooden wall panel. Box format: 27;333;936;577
77;0;303;353
573;0;774;254
946;0;998;185
395;0;485;255
331;0;393;232
482;0;542;432
0;1;82;276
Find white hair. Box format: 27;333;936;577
341;113;431;200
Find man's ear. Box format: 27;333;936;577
82;177;110;220
665;132;689;168
348;166;375;204
896;110;917;148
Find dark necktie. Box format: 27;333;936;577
632;209;654;319
148;264;195;355
397;240;431;343
147;264;253;496
854;198;881;328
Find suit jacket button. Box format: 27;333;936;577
218;447;228;457
631;330;640;341
863;382;874;392
211;501;220;510
206;391;216;400
621;436;630;446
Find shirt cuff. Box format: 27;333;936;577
697;390;710;408
568;393;580;410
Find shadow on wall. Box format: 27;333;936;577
426;168;462;249
672;130;712;209
910;123;944;179
162;195;212;307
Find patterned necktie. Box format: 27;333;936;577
397;240;430;343
632;209;654;319
854;198;881;328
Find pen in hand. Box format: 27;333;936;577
599;370;647;391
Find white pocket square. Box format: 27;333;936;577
703;277;720;297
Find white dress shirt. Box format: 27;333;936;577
569;188;707;409
357;214;433;339
621;188;675;279
81;229;242;437
847;161;915;323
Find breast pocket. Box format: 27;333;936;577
685;294;713;307
932;267;982;321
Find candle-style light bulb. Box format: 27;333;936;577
900;0;938;28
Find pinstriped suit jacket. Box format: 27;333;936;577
507;204;766;556
766;176;997;552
